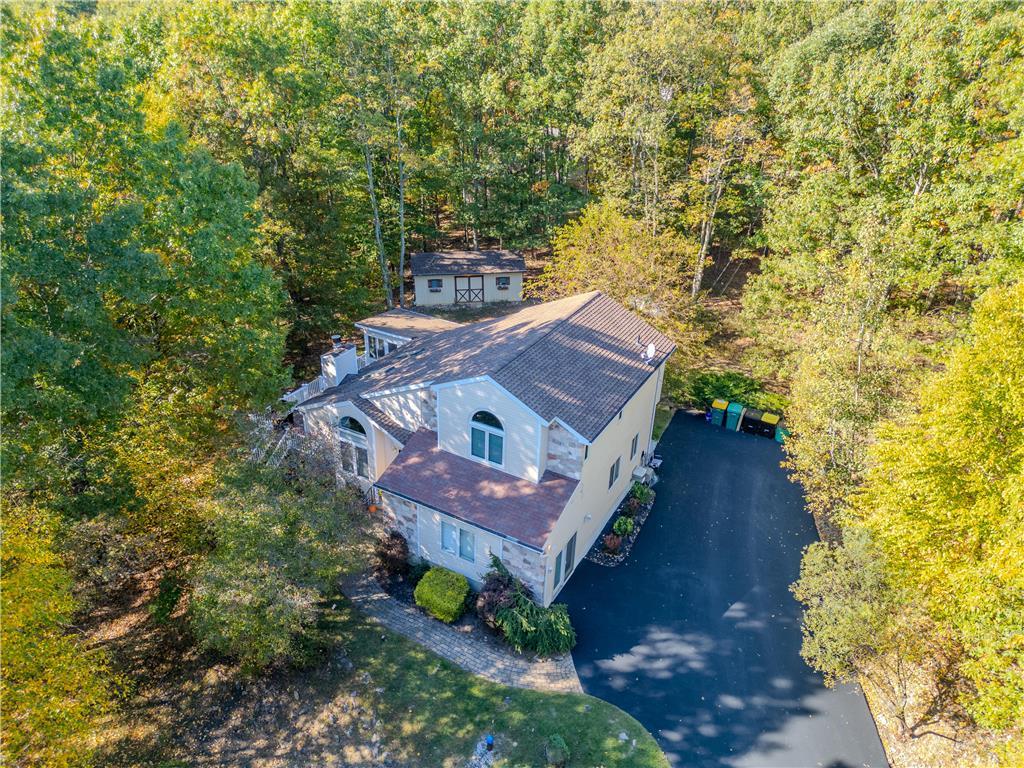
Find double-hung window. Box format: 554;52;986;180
470;410;504;465
428;278;443;293
630;433;639;460
441;520;475;562
608;457;621;489
553;533;578;588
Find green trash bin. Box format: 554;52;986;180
774;420;790;443
725;402;746;431
710;398;728;427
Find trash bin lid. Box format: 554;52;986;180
762;412;780;425
744;408;764;421
726;402;745;414
711;399;729;410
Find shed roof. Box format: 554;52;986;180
411;249;526;276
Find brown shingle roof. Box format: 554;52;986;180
375;429;578;550
355;308;461;340
298;292;674;442
411;249;526;276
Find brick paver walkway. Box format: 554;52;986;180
342;574;582;694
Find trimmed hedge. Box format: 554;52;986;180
414;567;469;623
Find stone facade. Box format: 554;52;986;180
501;538;546;599
379;490;417;545
546;422;583;479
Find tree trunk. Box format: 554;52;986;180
362;137;393;309
395;110;407;309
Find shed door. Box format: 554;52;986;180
454;275;484;304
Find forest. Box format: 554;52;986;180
1;1;1021;766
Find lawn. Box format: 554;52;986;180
328;598;668;768
94;587;668;768
652;404;675;441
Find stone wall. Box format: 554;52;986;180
546;422;583;480
502;539;546;603
379;490;418;545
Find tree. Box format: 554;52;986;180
853;283;1024;730
1;503;116;768
526;199;704;369
190;462;367;670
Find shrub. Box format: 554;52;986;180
685;370;789;413
625;496;641;516
414;567;469;623
612;515;635;537
373;530;410;581
495;590;576;656
632;482;654;505
603;533;622;553
476;555;517;629
545;734;570;767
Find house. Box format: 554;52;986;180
411;249;526;306
292;292;674;605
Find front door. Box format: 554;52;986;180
454;275;484;304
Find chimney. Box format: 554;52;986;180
321;336;358;387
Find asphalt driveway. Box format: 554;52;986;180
559;412;888;768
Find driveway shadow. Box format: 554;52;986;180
560;412;888;768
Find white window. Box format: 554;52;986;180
630;433;639;460
470;410;504;466
496;276;510;291
553;533;577;587
441;521;457;553
608;457;621;489
459;528;475;562
441;520;475;563
428;278;443;293
337;417;370;479
367;335;394;359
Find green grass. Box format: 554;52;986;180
652;404;674;441
327;598;669;768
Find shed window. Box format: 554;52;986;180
428;278;443;293
470;410;504;466
496;276;510;291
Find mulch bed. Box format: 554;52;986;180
376;572;535;660
584;489;656;567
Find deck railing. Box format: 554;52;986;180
282;374;327;405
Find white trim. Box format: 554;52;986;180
364;381;434;399
469;410;505;468
355;325;412;345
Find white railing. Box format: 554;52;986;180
282;374;327;405
357;352;371;369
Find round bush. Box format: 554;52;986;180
612;515;635;537
414;567;469;623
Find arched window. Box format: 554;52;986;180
339;416;366;435
470;410;503;465
337;416;369;479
